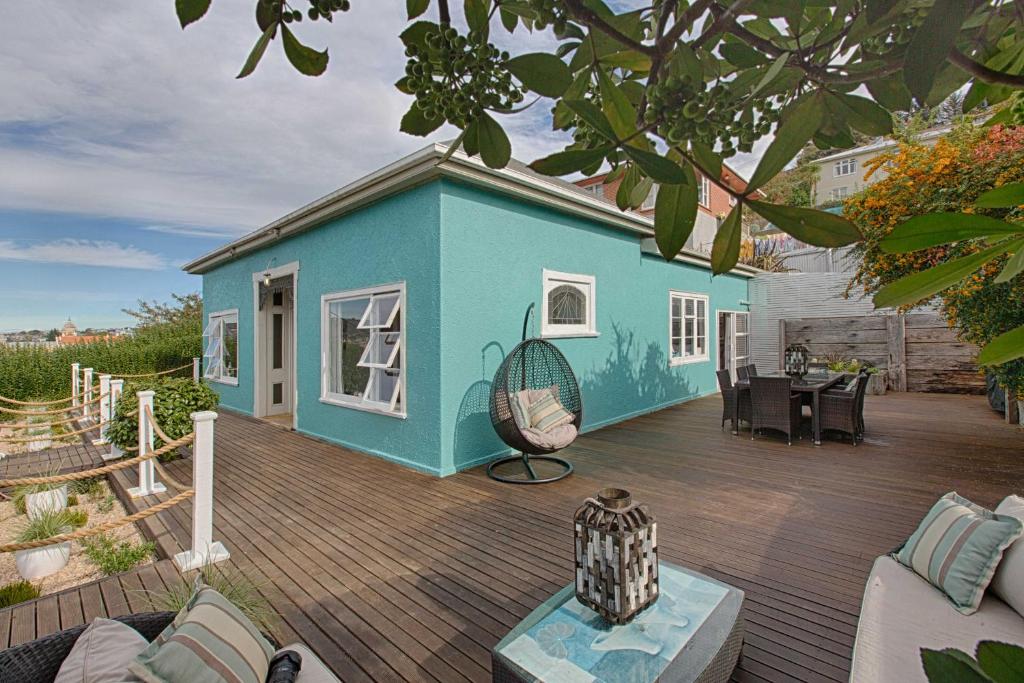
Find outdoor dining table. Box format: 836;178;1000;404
733;371;845;445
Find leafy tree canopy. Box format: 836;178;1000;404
174;0;1024;360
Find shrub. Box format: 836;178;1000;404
847;122;1024;393
0;580;41;608
106;378;219;459
97;495;115;513
17;509;74;543
67;494;79;507
65;509;89;528
151;565;277;634
81;534;155;575
69;476;105;499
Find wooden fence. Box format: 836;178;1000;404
782;313;984;394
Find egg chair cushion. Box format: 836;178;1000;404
526;390;575;431
522;424;579;451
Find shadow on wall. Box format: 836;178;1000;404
580;323;696;429
453;341;506;471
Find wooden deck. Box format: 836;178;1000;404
4;391;1023;682
0;441;105;480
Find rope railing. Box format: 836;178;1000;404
0;433;194;487
0;490;195;553
0;383;100;407
1;409;103;432
143;405;193;491
0;390;109;416
0;419;110;444
99;362;194;379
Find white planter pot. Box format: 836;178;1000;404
26;486;68;519
15;542;71;580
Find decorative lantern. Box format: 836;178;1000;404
784;343;809;379
574;488;659;625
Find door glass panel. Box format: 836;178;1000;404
272;313;283;370
273;291;283;307
272;382;283;405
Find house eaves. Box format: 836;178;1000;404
182;142;759;278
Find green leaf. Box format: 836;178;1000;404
500;7;519;32
748;201;862;248
400;104;444;137
834;94;893;136
976;183;1024;209
873;240;1022;309
881;213;1023;253
400;21;437;50
746;93;825;191
474;113;511;169
597;68;636;140
712;205;744;275
903;0;971;103
995;241;1024;284
866;74;913;112
720;42;768;68
616;165;641;211
921;649;994;683
464;0;488;34
654;174;698;260
623;147;686;185
236;24;276;79
176;0;211;28
564;99;618;142
281;25;328;77
506;53;572;98
407;0;430;19
978;326;1024;366
752;52;790;96
529;146;611;176
690;141;722;182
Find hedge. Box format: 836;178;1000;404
106;377;220;458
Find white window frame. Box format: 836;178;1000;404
668;291;709;366
541;269;597;338
833;158;857;177
829;186;850;201
697;174;711;208
320;282;407;419
582;183;604;198
203;309;239;386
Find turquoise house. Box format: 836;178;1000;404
184;143;756;477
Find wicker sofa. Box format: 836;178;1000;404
850;496;1024;682
0;611;341;683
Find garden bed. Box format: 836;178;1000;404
0;478;154;599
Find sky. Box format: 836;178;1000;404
0;2;765;332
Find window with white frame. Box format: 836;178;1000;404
582;183;604;198
734;311;750;367
641;184;658;210
833;158;857;177
542;270;596;337
321;283;404;416
203;310;238;384
697;174;711;207
829;186;850;201
669;292;708;364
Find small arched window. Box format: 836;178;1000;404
542;270;596;337
548;285;586;326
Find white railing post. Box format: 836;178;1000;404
193;357;200;383
128;390;166;498
103;379;124;462
82;368;94;420
174;411;230;572
93;374;111;445
71;363;81;409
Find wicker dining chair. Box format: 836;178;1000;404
745;364;758;377
819;371;870;444
736;365;749;381
716;369;751;429
748;376;803;445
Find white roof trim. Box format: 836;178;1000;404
812;126;951;164
183;142;758;277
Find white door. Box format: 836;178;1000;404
264;287;293;416
718;312;750;382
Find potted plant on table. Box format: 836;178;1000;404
14;509;74;580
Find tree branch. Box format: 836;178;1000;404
438;0;450;26
950;48;1024;87
562;0;656;56
692;0;755;50
636;0;678;127
657;0;714;50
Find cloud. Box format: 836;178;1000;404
141;225;245;239
0;239;168;270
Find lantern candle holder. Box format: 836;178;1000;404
573;488;659;625
784;343;809;379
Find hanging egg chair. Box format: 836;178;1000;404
487;305;582;484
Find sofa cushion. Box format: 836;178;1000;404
275;644;342;683
525;389;574;432
128;584;275;683
521;424;578;451
993;495;1024;618
894;492;1022;614
55;617;148;683
850;556;1024;683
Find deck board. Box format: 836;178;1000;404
3;391;1022;681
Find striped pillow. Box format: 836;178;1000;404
129;584;274;683
894;492;1023;614
526;389;574;432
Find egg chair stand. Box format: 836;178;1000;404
487;305;582;484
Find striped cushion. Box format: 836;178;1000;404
526;388;574;432
894;492;1023;614
129;584;274;683
508;392;531;430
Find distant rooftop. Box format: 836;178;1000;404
812;123;953;164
